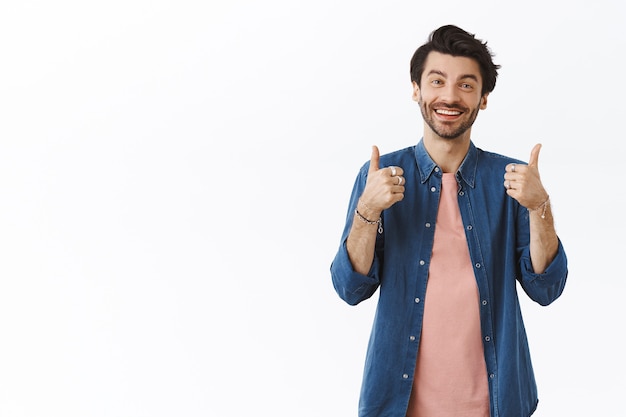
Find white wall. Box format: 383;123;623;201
1;1;624;416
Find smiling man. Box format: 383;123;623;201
331;25;568;417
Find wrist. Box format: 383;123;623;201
528;195;550;219
354;199;383;234
357;199;382;220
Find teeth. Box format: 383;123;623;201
436;109;461;115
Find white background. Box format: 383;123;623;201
1;1;624;416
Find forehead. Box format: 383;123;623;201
423;51;482;82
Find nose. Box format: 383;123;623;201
439;84;461;103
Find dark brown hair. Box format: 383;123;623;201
410;25;501;95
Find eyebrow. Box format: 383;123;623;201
427;69;479;82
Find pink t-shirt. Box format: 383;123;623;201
406;173;490;417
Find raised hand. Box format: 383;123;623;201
503;144;549;210
348;145;406;273
359;145;406;215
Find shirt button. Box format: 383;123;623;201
403;374;409;379
485;336;491;342
414;298;420;303
430;186;437;192
434;167;440;172
459;191;465;196
482;300;488;306
425;222;431;228
475;263;481;268
489;373;495;379
409;335;416;341
419;260;425;266
466;225;473;230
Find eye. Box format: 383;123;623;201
460;82;473;89
431;79;443;86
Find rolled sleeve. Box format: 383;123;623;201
331;240;381;306
519;239;568;306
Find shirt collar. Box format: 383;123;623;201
414;138;478;188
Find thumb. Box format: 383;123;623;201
528;143;542;168
369;145;380;173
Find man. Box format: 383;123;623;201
330;25;568;417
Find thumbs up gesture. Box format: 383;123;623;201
358;145;406;215
503;144;549;210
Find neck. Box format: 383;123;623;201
422;130;471;173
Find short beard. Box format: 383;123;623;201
419;96;480;139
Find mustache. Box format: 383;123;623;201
431;102;469;112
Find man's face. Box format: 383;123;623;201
413;51;488;140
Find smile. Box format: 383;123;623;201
435;109;462;115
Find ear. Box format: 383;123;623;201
412;81;420;102
479;93;489;110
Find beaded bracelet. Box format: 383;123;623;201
354;208;383;234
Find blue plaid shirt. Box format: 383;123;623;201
331;140;568;417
